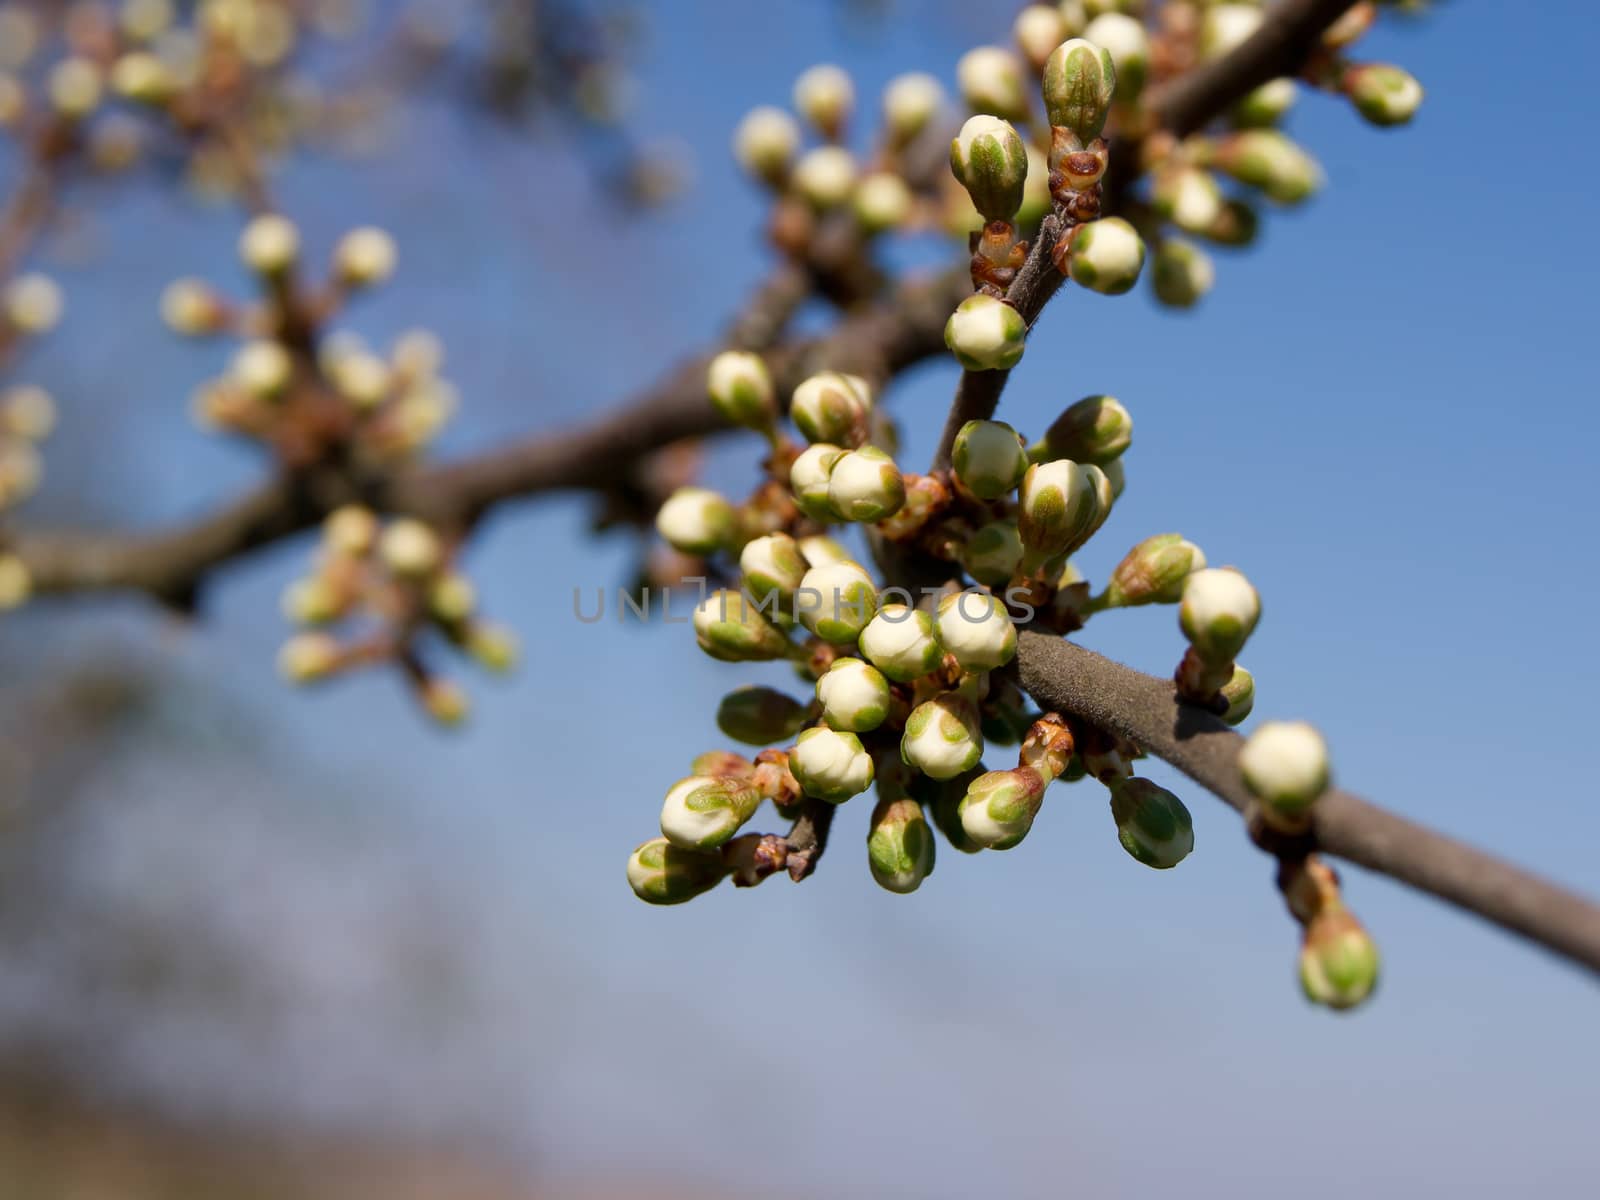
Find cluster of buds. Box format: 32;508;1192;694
277;506;519;726
1278;854;1380;1011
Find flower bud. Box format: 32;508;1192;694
1017;143;1052;225
278;632;342;683
1033;394;1130;465
281;575;341;624
883;72;943;147
1300;910;1380;1011
1239;720;1329;826
1104;534;1206;607
717;685;809;745
48;57;102;118
868;797;936;893
331;351;392;408
1151;238;1216;309
1109;777;1195;869
1014;6;1070;73
694;589;792;661
1220;665;1255;725
627;837;726;905
121;0;177;42
792;145;858;209
380;518;443;577
429;572;477;622
0;553;31;609
858;603;941;682
790;442;846;520
231;340;293;399
1346;64;1423;128
902;694;984;781
944;294;1027;372
160;278;224;336
816;656;892;733
1018;458;1102;565
733;105;801;184
1200;4;1263;60
1234;78;1298;128
793;63;854;138
691;750;755;780
935;590;1017;672
420;677;470;726
1178;566;1260;662
1152;164;1222;234
740;532;807;613
1101;456;1125;500
1213;131;1321;204
959;767;1046;849
796;560;878;644
1202;198;1260;247
957;46;1029;122
1020;713;1075;780
791;726;875;801
239;213;300;274
465;623;520;673
324;504;378;556
0;439;39;505
334;226;398;288
853;171;914;234
659;774;763;851
828;445;906;523
791;371;869;445
1082;13;1148;99
799;534;853;567
656;486;736;556
1042;37;1117;141
2;384;55;440
962;520;1025;588
3;273;62;335
110;51;175;104
951;419;1027;499
1064;216;1145;294
949;114;1028;221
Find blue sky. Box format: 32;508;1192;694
7;1;1600;1196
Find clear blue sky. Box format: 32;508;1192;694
9;1;1600;1196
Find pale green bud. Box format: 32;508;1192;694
962;521;1025;588
958;767;1046;849
334;226;398;288
1065;216;1146;295
707;350;776;431
1033;394;1131;465
1109;777;1195;869
1153;165;1223;234
950;114;1029;221
281;576;341;625
1042;37;1117;141
791;726;875;802
790;442;846;521
694;589;792;661
1200;4;1263;60
1234;78;1298;128
817;656;892;733
324;505;378;557
429;572;477;622
1082;13;1148;98
902;694;985;781
1346;64;1423;128
1214;130;1322;204
799;534;854;567
740;532;808;612
858;603;942;682
1015;5;1070;72
791;371;869;445
627;837;726;905
656;486;736;556
925;768;988;853
1300;910;1380;1010
278;632;341;683
421;677;470;727
733;105;801;183
239;213;299;275
1104;534;1206;607
1239;720;1330;824
2;384;55;440
1101;456;1125;499
1179;567;1260;662
944;294;1027;372
1220;665;1255;725
48;57;102;118
1201;198;1260;247
793;63;854;138
951;419;1027;499
0;553;29;609
110;51;175;103
935;590;1017;672
956;46;1030;121
853;171;914;234
1018;458;1103;565
378;518;442;577
828;445;906;523
883;72;944;147
795;560;878;644
660;774;763;851
867;797;936;893
1151;238;1216;309
792;145;858;209
717;685;810;745
465;623;520;673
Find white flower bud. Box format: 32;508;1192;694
944;294;1026;372
1200;4;1263;60
816;656;891;733
655;486;736;556
465;623;520;673
1104;534;1206;607
2;384;55;440
0;439;39;505
1239;720;1330;824
793;63;854;138
694;589;792;661
121;0;177;41
659;774;763;851
951;419;1027;499
280;575;341;624
1018;458;1103;565
791;371;869;445
160;277;223;336
858;604;941;682
867;797;936;893
1153;165;1223;234
231;340;294;399
733;105;801;183
796;560;878;644
334;226;398;288
956;46;1029;121
1064;216;1146;295
791;726;874;802
420;677;470;727
799;534;853;567
278;632;342;683
958;767;1046;849
1346;64;1424;128
707;350;776;430
239;213;300;274
379;517;443;577
323;504;378;556
827;445;906;523
1179;566;1260;662
3;273;63;334
853;171;914;234
1082;13;1148;98
627;837;726;905
110;51;175;103
790;442;845;521
48;57;102;118
935;590;1017;672
1015;5;1070;72
792;145;858;209
0;553;31;609
331;351;392;407
949;114;1028;221
1152;238;1215;309
883;72;943;147
902;694;984;781
740;532;807;615
1234;78;1298;128
1300;910;1380;1010
392;328;444;379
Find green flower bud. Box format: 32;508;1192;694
1153;165;1223;234
717;685;810;745
962;521;1025;588
465;623;520;673
944;294;1027;372
799;534;854;567
792;145;858;209
733;105;801;184
1179;567;1260;662
925;768;988;853
791;371;870;445
1103;534;1207;607
694;589;792;661
949;114;1029;221
660;774;763;850
281;575;341;624
1032;394;1131;465
1101;456;1125;499
1200;4;1263;60
816;656;892;733
1239;720;1330;825
1041;38;1117;141
655;486;736;556
627;837;726;905
1213;130;1322;204
707;350;776;430
791;726;875;802
1109;777;1195;869
883;72;944;148
1018;459;1103;565
1082;13;1148;99
1220;665;1255;725
1346;64;1423;128
793;63;854;138
902;694;985;781
958;767;1047;849
935;590;1018;672
110;51;175;104
1201;198;1260;247
828;445;907;523
858;603;942;682
867;797;936;893
854;171;915;234
795;560;878;644
1151;238;1216;309
1300;910;1380;1010
956;46;1029;121
1065;217;1146;295
1233;78;1298;128
952;419;1028;500
790;442;846;521
740;532;808;615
